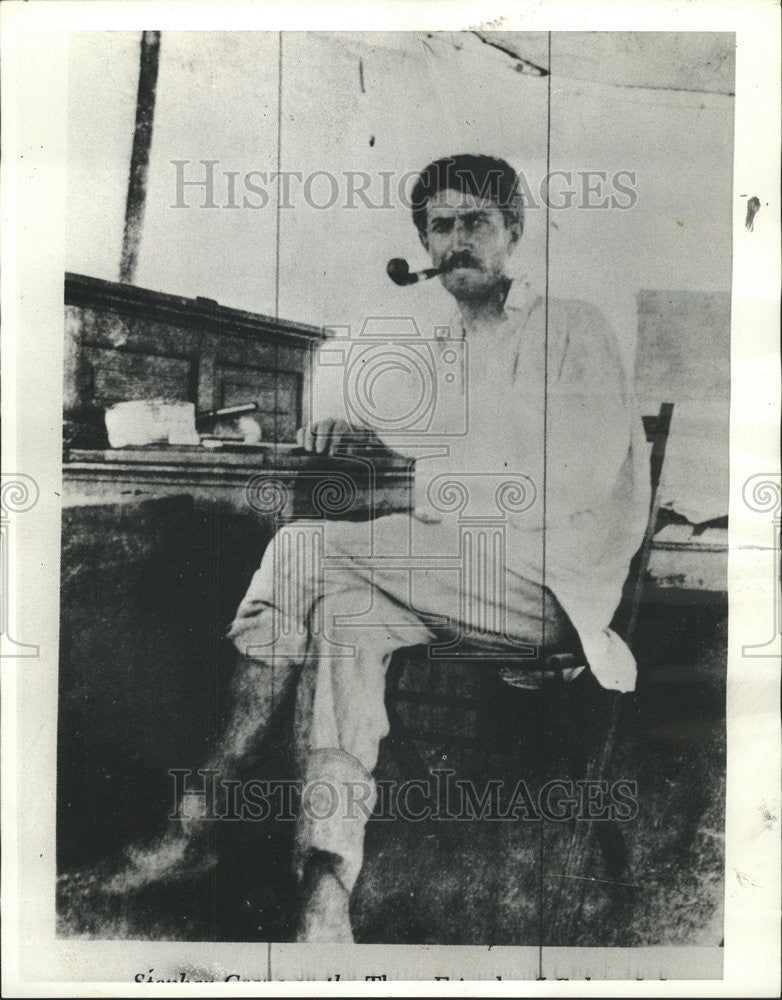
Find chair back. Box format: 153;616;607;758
618;402;675;643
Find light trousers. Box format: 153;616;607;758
225;513;574;891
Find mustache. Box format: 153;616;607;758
443;251;482;271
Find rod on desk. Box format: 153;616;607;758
195;403;259;426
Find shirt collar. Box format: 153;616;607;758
444;274;539;340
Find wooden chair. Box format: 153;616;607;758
382;403;675;907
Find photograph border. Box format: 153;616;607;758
1;1;779;995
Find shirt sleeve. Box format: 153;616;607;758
546;300;650;580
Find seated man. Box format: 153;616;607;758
116;154;649;943
222;154;651;941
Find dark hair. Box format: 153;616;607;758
410;154;524;235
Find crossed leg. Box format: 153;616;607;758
224;513;573;940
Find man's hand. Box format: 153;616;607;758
297;419;387;457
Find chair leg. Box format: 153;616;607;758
383;653;434;785
568;681;629;878
544;674;633;939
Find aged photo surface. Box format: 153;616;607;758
13;23;753;983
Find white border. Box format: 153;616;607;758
1;1;779;996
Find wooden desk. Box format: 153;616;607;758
64;272;326;449
58;449;413;867
64;445;414;519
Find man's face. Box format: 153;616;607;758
419;188;521;301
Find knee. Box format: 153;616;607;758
311;589;356;643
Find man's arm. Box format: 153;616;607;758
546;300;651;575
549;302;642;500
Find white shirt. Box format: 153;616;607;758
311;279;650;690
